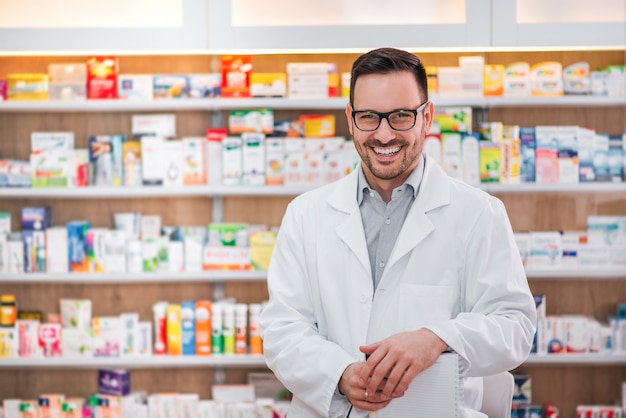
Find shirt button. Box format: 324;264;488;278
379;261;385;268
385;218;391;225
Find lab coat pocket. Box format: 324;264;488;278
398;283;456;330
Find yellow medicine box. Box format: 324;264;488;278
484;65;504;96
7;74;49;101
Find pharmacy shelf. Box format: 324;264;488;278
483;182;626;193
3;268;623;284
0;99;215;112
1;182;626;199
0;270;267;284
524;354;626;366
0;96;623;113
526;268;625;280
0;98;349;112
484;96;626;107
0;185;319;199
0;355;267;369
0;185;213;199
207;185;315;196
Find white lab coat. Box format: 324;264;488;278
260;155;537;418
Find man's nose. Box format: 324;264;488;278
376;117;396;141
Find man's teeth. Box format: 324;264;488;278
374;146;401;155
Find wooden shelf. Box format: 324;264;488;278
2;268;623;284
0;96;623;113
526;268;625;280
0;271;267;284
0;355;267;369
0;182;625;199
524;354;626;366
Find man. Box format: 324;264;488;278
259;47;536;418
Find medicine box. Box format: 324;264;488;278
578;127;596;182
222;137;243;186
242;133;266;186
265;138;285;186
92;316;121;357
117;75;153;100
153;75;189;99
86;56;118;99
221;55;252;98
512;374;531;404
503;62;531;97
60;299;92;331
182;137;206;186
48;63;87;101
534;126;559;184
556;126;579;184
250;73;286;98
38;323;61;357
98;369;130;396
7;73;49;101
529;231;562;268
181;301;196;356
188;73;221;98
61;328;93;358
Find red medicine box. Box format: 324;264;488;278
221;55;252;98
87;56;118;99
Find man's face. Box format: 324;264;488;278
345;71;433;188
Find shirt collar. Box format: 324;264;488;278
357;154;425;204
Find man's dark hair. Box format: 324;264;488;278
349;47;428;105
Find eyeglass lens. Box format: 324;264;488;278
354;110;416;131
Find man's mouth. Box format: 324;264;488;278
373;146;401;156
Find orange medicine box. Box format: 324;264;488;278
195;300;212;356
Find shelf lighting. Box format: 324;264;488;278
0;45;624;57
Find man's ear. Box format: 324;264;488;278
345;103;354;136
423;101;435;135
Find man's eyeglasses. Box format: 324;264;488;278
351;100;429;132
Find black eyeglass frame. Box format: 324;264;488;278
351;100;430;132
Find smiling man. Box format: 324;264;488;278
260;47;536;418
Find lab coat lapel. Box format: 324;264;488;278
386;157;451;269
327;169;371;277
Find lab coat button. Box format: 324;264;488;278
359;295;367;303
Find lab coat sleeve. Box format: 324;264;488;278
426;197;537;377
260;200;355;417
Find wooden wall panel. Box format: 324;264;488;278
0;111;212;161
488;107;626;136
0;369;216;400
224;282;269;305
496;192;626;232
222;196;293;227
527;280;626;320
510;366;626;417
0;197;213;231
3;282;214;321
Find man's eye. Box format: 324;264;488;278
358;113;377;120
393;111;413;119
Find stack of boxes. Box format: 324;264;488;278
286;63;338;99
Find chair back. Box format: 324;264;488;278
480;371;514;418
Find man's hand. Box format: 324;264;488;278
358;328;448;401
339;362;392;411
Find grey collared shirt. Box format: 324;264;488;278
357;155;425;290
